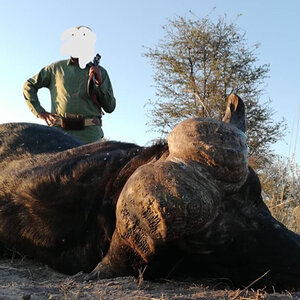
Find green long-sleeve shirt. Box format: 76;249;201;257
23;58;116;143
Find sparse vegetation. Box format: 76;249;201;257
259;107;299;232
260;149;300;233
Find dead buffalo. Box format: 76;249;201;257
0;95;299;290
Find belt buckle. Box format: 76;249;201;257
61;114;85;130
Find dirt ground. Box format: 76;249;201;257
0;258;299;300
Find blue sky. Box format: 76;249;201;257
0;0;299;163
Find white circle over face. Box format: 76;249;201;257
60;26;97;69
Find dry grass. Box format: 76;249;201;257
0;258;299;299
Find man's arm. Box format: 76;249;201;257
91;66;116;113
23;66;52;118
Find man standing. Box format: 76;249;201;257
23;26;116;144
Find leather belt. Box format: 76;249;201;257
54;117;102;128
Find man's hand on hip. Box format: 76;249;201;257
38;111;57;126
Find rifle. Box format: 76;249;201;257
87;53;103;113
